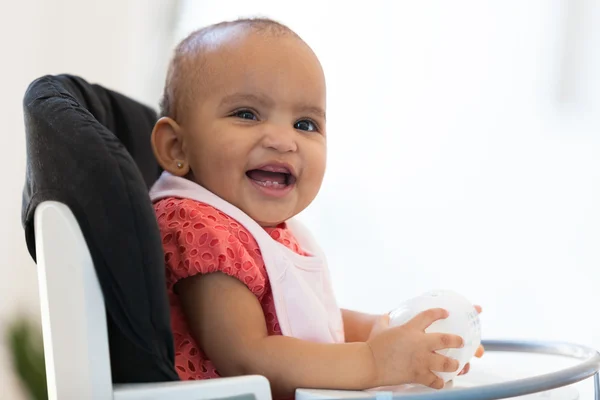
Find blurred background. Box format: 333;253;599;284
1;0;599;398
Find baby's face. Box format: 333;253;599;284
181;31;326;226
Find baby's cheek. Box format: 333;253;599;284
310;143;327;176
297;173;324;211
304;156;326;191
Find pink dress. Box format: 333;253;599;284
154;197;307;380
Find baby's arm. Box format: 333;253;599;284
341;309;382;342
178;273;464;399
177;273;377;398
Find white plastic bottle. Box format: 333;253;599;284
388;289;481;383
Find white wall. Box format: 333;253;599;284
0;1;177;398
176;0;600;371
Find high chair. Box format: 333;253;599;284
22;74;270;400
21;75;600;399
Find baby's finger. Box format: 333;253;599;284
418;372;445;390
429;353;459;373
427;332;464;351
475;344;485;358
408;308;448;330
474;305;482;314
459;362;471;375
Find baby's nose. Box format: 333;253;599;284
261;125;298;153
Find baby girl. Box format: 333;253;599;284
149;17;483;399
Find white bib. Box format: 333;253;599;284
150;172;345;344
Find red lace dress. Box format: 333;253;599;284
154;197;307;380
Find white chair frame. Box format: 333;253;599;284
34;201;272;400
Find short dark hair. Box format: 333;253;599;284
159;17;299;122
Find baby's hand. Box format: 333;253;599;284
367;313;392;341
366;308;463;389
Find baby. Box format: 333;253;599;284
149;18;483;399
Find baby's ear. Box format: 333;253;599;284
151;117;190;176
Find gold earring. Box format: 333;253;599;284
176;161;184;169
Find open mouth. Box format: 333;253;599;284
246;164;297;191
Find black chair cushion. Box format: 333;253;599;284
21;74;178;383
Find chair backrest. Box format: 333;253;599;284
35;201;112;399
21;75;179;384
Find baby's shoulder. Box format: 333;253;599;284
154;197;256;244
155;198;268;296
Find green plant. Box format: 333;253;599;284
5;316;48;400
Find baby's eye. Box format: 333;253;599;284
233;110;257;120
294;119;317;132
